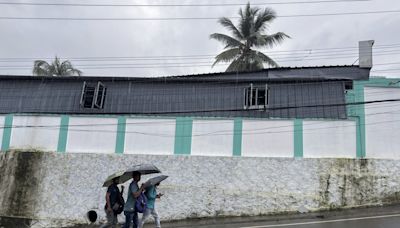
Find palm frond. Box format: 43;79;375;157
60;61;73;75
252;50;279;67
32;57;82;76
239;3;258;38
256;32;290;48
218;17;243;40
211;2;289;72
226;58;244;72
254;8;276;32
210;33;243;48
33;60;51;76
212;48;240;67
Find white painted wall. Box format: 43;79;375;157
9;116;60;151
365;87;400;159
191;120;234;156
0;115;4;149
67;117;117;154
303;121;356;158
241;120;294;157
124;118;175;155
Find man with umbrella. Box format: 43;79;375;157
122;164;161;228
123;171;144;228
102;173;125;228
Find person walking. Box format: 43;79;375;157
124;171;145;228
101;177;123;228
139;183;163;228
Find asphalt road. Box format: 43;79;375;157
4;205;400;228
195;214;400;228
159;205;400;228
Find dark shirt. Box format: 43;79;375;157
107;183;120;207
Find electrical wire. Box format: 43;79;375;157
2;104;400;137
0;0;372;7
1;9;399;21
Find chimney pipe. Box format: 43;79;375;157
359;40;374;68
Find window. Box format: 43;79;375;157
344;81;353;90
80;81;107;109
94;82;106;109
244;83;269;109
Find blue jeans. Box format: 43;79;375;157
124;211;138;228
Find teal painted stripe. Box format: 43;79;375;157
57;115;69;153
354;117;363;158
115;116;126;154
174;117;192;155
233;118;242;156
293;119;303;158
1;114;13;152
353;82;366;158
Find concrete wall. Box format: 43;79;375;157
67;117;118;154
191;120;234;156
303;121;357;158
1;151;400;227
10;116;60;151
364;86;400;159
125;118;175;155
0;115;363;158
241;120;294;157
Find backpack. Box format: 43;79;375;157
114;193;125;214
104;185;125;215
135;192;147;213
114;186;125;214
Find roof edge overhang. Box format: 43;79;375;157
0;65;370;83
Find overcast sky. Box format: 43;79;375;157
0;0;399;77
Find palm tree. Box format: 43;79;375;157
210;3;289;72
33;57;82;76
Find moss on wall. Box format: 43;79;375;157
0;151;43;219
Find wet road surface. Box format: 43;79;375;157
198;213;400;228
3;205;400;227
160;205;400;228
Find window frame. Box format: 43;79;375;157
93;81;106;109
244;83;269;110
80;81;107;109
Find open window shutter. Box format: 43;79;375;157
94;81;106;109
80;81;87;107
265;84;269;108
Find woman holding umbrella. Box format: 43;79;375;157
139;175;168;228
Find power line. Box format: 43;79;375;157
3;99;400;130
1;9;399;21
0;97;399;116
2;48;400;69
0;44;398;63
0;0;371;7
1;46;399;70
2;106;400;137
1;53;399;70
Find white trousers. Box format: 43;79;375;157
139;208;161;228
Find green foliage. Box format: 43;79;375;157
210;3;290;72
32;57;82;76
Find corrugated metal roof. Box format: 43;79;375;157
0;65;369;82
